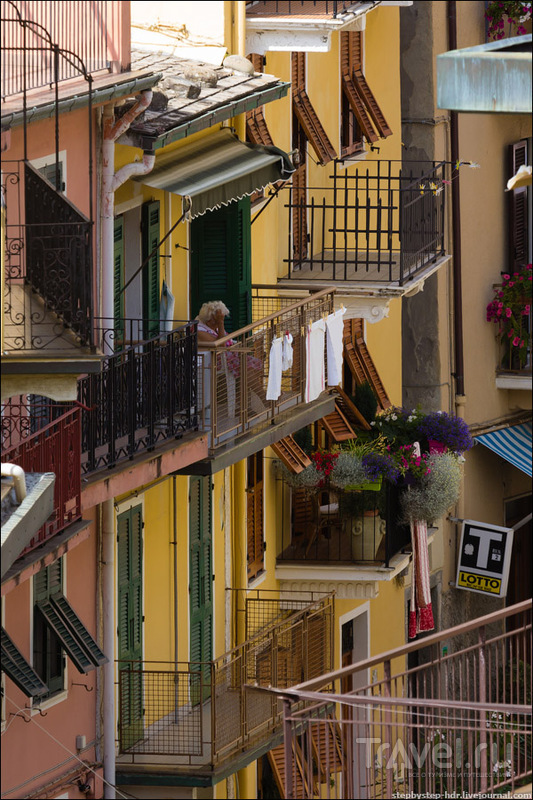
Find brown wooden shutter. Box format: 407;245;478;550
334;385;371;431
509;141;529;269
246;108;274;147
271;435;312;473
293;89;337;165
292;51;305;89
320;402;357;442
247;453;264;581
343;320;391;410
341;31;362;73
352;69;392;138
292;489;315;539
248;53;265;72
341;72;378;143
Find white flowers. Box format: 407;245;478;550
391;414;398;421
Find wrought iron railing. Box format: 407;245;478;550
246;1;353;19
277;482;411;567
117;591;334;769
2;160;93;351
263;599;532;799
1;404;81;554
284;160;447;285
201;289;335;453
78;323;198;474
1;0;124;98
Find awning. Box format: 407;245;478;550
134;127;295;218
474;422;532;476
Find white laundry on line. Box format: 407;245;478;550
326;306;346;386
282;332;293;371
305;318;326;403
266;336;284;400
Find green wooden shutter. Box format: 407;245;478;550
142;200;161;339
191;199;251;333
117;505;144;749
33;560;64;695
509;141;529;269
189;476;213;702
114;216;125;346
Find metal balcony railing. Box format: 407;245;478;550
277;482;411;567
1;403;81;555
261;599;532;799
246;1;355;19
117;591;334;770
200;289;335;453
284;160;447;286
1;0;125;98
2;161;93;351
78;322;198;474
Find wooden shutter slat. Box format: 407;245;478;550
292;51;305;89
341;72;378;143
320;402;356;442
248;53;264;72
271;435;312;473
343;321;390;410
141;200;160;339
352;68;392;138
293;89;337;165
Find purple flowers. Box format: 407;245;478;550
416;411;474;454
362;452;400;484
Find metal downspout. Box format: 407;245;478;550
102;499;115;800
447;2;465;400
101;90;154;351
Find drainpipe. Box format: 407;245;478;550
102;499;115;800
447;2;465;401
1;463;26;502
101;91;154;350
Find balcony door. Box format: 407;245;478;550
189;476;213;703
190;198;251;333
117;505;144;750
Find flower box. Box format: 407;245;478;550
344;477;383;492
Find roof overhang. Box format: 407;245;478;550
437;34;532;114
245;1;379;53
133;128;295;218
1;472;56;579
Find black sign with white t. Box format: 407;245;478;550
456;520;513;597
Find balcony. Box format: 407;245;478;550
116;590;334;782
276;483;412;596
2;161;100;398
263;599;532;799
1;402;82;578
1;0;127;101
278;161;449;322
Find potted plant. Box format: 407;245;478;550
486;263;532;369
415;411;474;455
485;1;531;40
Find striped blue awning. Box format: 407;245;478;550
474;422;532;476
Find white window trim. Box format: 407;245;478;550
30;150;67;192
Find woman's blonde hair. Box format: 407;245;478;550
197;301;230;323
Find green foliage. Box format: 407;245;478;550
353;381;378;424
293;425;313;455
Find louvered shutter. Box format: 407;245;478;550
352;69;392;139
341;73;378;143
509;141;529;269
293;89;338;165
271;436;312;473
320;402;357;442
114;216;125;345
141;200;160;339
189;476;213;701
247;453;264;581
1;628;48;698
117;506;143;664
191;201;251;332
246;108;274;147
34;559;62;601
343;320;390;410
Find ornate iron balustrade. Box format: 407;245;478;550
117;591;334;769
1;0;123;98
78;323;198;475
284;160;446;285
269;599;532;799
2;161;93;351
201;289;335;453
1;404;81;555
277;481;411;567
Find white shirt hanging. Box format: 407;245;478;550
326;306;346;386
281;332;293;371
305;319;326;403
266;336;284;401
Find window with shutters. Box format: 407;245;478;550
191;199;251;332
189;477;213;702
247;452;265;582
33;559;108;701
339;31;391;156
246;54;276;205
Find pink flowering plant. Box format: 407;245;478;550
485;1;531;40
486;263;532;367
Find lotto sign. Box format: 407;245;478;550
455;520;513;598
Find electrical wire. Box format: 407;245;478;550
2;693;138;799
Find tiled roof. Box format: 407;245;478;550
120;48;290;149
